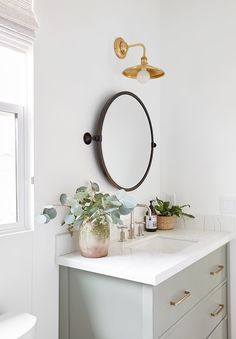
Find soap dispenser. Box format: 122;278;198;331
145;200;157;232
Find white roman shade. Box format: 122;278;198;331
0;0;38;50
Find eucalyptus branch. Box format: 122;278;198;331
36;181;137;234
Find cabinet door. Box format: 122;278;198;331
159;283;227;339
66;268;146;339
207;317;227;339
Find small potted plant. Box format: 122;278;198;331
37;182;136;258
152;198;194;230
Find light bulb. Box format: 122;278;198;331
137;69;150;84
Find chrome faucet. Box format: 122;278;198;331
128;203;152;239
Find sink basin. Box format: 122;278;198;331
127;236;198;254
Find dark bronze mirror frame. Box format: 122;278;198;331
83;91;157;191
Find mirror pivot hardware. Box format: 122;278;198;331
83;132;102;145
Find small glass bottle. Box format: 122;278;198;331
145;200;157;232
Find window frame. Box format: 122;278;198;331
0;101;27;234
0;8;35;235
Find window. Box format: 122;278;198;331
0;45;29;232
0;0;37;233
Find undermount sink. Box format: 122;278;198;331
127;236;198;254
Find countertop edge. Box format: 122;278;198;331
56;232;235;286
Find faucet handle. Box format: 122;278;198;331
117;225;128;242
135;221;145;237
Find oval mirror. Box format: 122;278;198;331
86;91;156;191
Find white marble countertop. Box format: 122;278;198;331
56;229;235;286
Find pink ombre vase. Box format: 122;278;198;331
78;222;110;258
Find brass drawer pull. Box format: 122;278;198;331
211;304;224;317
210;265;224;275
170;291;191;306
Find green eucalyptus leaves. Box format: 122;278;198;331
37;181;137;235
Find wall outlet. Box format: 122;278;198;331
220;197;236;214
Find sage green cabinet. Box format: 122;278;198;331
59;245;228;339
59;268;154;339
156;246;227;336
207;317;227;339
159;283;227;339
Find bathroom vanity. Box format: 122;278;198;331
57;230;234;339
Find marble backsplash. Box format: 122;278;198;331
55;214;236;256
175;214;236;233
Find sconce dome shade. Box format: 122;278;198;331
123;64;165;79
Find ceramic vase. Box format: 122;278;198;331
78;222;110;258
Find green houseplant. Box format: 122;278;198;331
37;182;136;258
152;198;194;230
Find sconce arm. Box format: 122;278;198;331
114;37;147;60
127;43;147;58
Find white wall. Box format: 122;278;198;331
0;231;33;314
160;0;236;336
33;0;161;338
160;0;236;212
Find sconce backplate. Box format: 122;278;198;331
114;37;128;59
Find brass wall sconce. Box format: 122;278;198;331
114;37;165;83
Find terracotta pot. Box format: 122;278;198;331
157;216;176;230
78;222;110;258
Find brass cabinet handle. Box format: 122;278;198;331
210;265;224;275
170;291;191;306
211;304;224;317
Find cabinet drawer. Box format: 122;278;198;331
159;282;227;339
207;317;227;339
155;246;227;336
